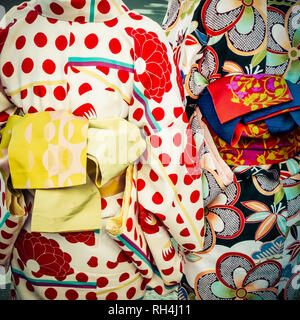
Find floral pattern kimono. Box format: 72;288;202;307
0;0;231;300
163;0;300;300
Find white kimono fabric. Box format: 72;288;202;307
0;0;230;300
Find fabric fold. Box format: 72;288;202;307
198;77;300;150
31;174;101;233
106;164;183;290
207;74;293;124
30;116;146;233
87;118;146;186
194;107;234;187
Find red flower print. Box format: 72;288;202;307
15;230;74;281
139;208;161;235
126;27;172;103
60;231;96;246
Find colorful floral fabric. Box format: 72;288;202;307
177;155;300;300
198;79;300;147
163;0;300;101
164;0;300;300
163;0;300;166
207;74;293;123
211;125;300;166
0;0;230;300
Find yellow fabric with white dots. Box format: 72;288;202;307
8;110;89;189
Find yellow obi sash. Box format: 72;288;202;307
2;111;146;233
87;118;146;186
8;110;89;189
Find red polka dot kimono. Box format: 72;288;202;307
0;0;230;300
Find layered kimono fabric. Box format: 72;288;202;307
0;0;232;300
163;0;300;300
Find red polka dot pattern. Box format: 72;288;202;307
128;12;143;20
50;2;64;15
85;33;99;49
20;89;28;100
17;3;27;10
45;288;58;300
0;1;209;301
26;281;34;292
87;256;98;268
21;58;34;74
173;133;182;146
71;0;86;9
126;217;133;232
25;10;38;24
86;292;97;300
152;107;165;121
137;179;146;191
76;272;88;282
109;38;122;54
34;32;48;47
126;287;136;299
42;59;56;74
104;18;118;27
149;135;162;148
74;16;86;23
28;106;38;113
190;190;200;203
65;289;78;300
33;85;47;97
98;0;111;14
53;85;66;101
16;36;26;50
79;83;92;95
159;153;171;167
152;192;163;205
119;272;130;282
132;108;143;122
55;35;68;51
149;170;159;182
2;62;14;77
47;17;58;24
106;292;118;300
168;174;178;185
117;70;129;83
70;33;75;46
196;208;204;221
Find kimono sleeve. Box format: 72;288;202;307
0;111;28;271
125;22;206;252
0;27;28;270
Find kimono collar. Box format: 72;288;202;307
31;0;129;23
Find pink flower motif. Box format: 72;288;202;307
266;77;276;92
226;81;239;90
236;91;248;99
